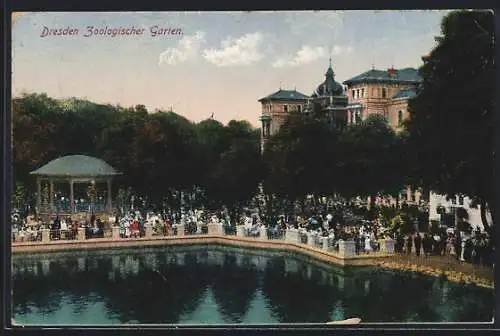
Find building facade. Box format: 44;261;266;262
343;67;420;132
258;63;429;211
428;192;488;232
259;60;348;152
258;89;309;152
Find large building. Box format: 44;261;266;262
258;59;348;152
428;193;489;232
258;89;309;152
343;67;421;131
259;64;422;152
258;61;425;209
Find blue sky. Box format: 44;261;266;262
12;10;450;126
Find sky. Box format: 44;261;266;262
12;10;450;127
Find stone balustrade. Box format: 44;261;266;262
285;229;299;243
112;226;120;240
259;226;267;240
384;238;395;254
176;224;185;237
236;225;246;237
320;237;329;251
42;229;50;243
16;220;398;261
338;239;356;258
306;232;316;247
207;223;223;235
145;224;154;239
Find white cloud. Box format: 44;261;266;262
272;46;327;68
331;45;354;55
202;32;264;67
272;45;353;68
158;31;205;66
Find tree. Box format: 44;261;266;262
404;10;494;234
337;114;405;205
205;121;262;221
262;111;340;213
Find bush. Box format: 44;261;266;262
430;220;441;234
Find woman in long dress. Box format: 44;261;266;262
364;234;373;254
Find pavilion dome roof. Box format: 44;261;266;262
30;155;120;177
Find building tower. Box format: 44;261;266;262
307;58;349;130
258;87;309;153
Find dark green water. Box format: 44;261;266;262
11;244;494;324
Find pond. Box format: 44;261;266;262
11;244;494;324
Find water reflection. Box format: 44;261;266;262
12;245;494;324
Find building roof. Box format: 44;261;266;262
392;88;418;100
30;155;121;177
258;89;309;102
343;68;422;85
314;61;345;97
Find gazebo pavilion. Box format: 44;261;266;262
30;155;122;217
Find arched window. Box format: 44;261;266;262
297;105;302;113
382;88;387;98
283;105;288;113
398;111;403;126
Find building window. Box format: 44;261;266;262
284;105;288;113
382;88;387;98
361;88;365;97
398;110;403;126
297;105;302;113
451;196;456;205
352;90;355;99
459;195;464;206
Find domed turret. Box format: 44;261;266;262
314;58;344;97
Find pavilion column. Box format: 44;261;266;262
69;180;74;213
107;179;112;212
36;178;42;210
49;179;54;209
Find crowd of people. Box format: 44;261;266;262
11;202;495;269
395;228;494;267
11;211;107;242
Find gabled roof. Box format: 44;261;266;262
392;88;418;100
343;68;422;85
258;89;309;102
30;155;121;177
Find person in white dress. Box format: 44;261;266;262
364;234;373;254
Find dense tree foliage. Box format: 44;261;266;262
262;111;340;202
12;93;261;217
404;10;494;233
262;111;405;214
337;114;405;203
